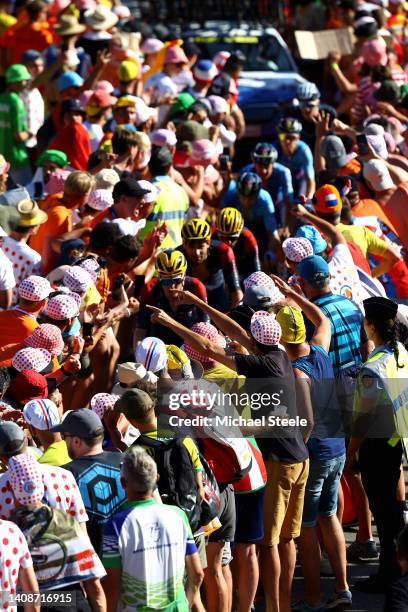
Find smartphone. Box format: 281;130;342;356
357;133;369;156
219;154;230;171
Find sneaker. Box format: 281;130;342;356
292;601;325;612
325;590;352;610
346;539;379;563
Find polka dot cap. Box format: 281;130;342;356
184;322;225;366
90;393;120;419
9;454;44;504
282;237;314;263
87;189;114;211
25;324;64;357
18;275;51;302
12;347;52;373
74;257;100;283
63;266;93;295
45;294;79;320
243;271;275;290
250;311;282;346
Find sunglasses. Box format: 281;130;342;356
160;278;184;286
279;134;299;142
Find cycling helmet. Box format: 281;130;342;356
252;142;278;165
216;207;244;236
181;218;211;241
297;81;320;102
156;249;187;279
277;117;303;135
237;172;262;197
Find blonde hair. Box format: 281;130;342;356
63;171;94;198
133;132;151;153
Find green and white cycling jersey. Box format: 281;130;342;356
102;498;197;611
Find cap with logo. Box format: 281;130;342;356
313;184;343;215
9;453;44;504
135;337;167;373
23;398;60;431
276;306;306;344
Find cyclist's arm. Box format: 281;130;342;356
218;242;243;307
241;228;261;273
303;144;315;198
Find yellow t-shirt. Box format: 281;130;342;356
204;363;245;394
337;223;388;259
37;440;71;467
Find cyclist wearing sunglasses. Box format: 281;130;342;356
288;81;337;151
274;117;315;199
135;249;208;346
213;207;261;283
240;142;294;229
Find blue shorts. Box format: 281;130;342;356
234;487;265;544
302;455;345;527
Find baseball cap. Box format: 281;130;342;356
243;271;275;290
276;306;306;344
57;71;84;92
363;158;394;191
12;347;52;373
18;275;51;302
87;189;114;211
296;225;328;254
243;285;284;310
0;421;25;456
5;64;31;83
361;38;387;67
297;255;330;286
25;323;64;357
113;388;154;419
150;129;177;147
7;370;48;404
168;93;196;119
86;90;117;116
193;59;218;83
149;146;173;169
313;184;342;215
137;180;160;203
36;149;68;168
164;46;188;64
45;294;80;320
141;38;164;54
90;393;120;419
282;237;314;263
135;337;167;373
94;168;120;191
51;408;104;438
363;296;398;319
118;60;139;82
23;398;60;431
112;177;151;200
22;49;41;63
63;266;94;294
250;311;282;346
114;96;136;109
320;135;347;170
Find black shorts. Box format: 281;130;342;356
234;487;265;544
208;484;236;543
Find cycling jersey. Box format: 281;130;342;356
180;241;241;312
240;162;293;227
214;228;261;282
137;276;209;345
221;184;277;256
274;140;314;198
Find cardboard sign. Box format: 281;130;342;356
295;28;354;60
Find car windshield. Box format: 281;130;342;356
192;35;295;72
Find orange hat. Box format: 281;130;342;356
313;184;342;215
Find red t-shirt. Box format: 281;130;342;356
50;122;91;171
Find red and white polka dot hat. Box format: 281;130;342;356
18;275;51;302
63;266;93;295
9;453;45;504
184;322;225;366
243;271;275;291
45;294;79;320
25;323;64;357
12;347;52;373
250;311;282;346
73;256;101;282
282;237;314;263
87;189;114;211
90;393;121;419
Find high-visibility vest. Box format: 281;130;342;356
353;342;408;459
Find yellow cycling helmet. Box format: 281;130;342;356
181;218;211;241
156;249;187;278
215;207;244;236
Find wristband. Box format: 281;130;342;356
331;62;339;70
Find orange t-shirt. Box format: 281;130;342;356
382;183;408;251
0;21;54;64
29;193;73;274
337;158;372;199
0;309;38;347
352;198;398;235
95;267;110;303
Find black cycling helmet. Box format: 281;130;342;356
237;172;262;197
252;142;278;165
277;117;303;135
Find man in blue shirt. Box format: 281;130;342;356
240;142;293;230
274;118;315;199
221;172;277;257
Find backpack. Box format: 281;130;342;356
134;435;201;532
198;435;252;485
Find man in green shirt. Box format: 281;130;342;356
0;64;32;185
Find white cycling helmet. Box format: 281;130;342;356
297;81;320;102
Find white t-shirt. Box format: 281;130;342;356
103;498;197;612
0;248;16;293
0;459;89;523
0;519;33;612
2;236;41;304
144;72;178;103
